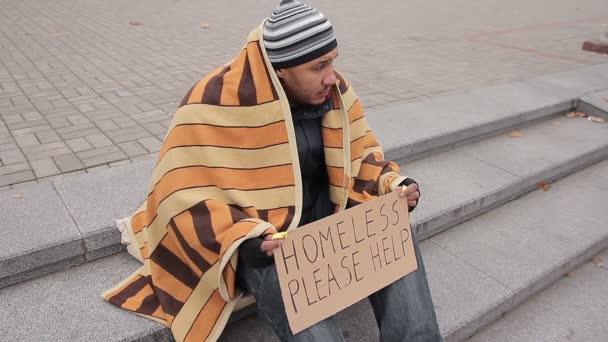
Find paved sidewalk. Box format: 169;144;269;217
0;0;607;189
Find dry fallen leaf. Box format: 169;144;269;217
565;272;574;277
129;21;143;26
588;115;606;123
591;256;604;267
200;22;210;29
552;121;561;126
11;194;23;199
537;182;551;191
508;130;523;137
566;111;587;118
51;32;64;37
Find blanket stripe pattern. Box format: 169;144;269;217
102;24;406;341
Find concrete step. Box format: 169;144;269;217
369;78;575;164
578;88;608;120
0;160;153;289
469;248;608;342
403;110;608;241
1;94;607;290
368;62;608;164
2;159;607;342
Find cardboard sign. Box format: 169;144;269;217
273;191;418;334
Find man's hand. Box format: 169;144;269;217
260;234;283;256
398;182;420;209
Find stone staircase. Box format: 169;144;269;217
1;63;607;341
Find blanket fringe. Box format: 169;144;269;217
116;217;144;263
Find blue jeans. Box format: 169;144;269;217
236;233;442;342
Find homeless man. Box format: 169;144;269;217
102;0;442;341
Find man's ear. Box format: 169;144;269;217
275;68;286;79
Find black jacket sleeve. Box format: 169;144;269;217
238;237;275;269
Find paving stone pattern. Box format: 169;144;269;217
0;0;607;188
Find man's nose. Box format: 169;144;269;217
322;70;337;86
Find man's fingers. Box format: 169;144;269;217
260;239;282;253
394;182;419;209
404;183;418;196
408;191;420;201
265;241;282;256
260;240;273;252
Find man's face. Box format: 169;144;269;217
275;48;339;105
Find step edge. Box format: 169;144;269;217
386;99;574;163
445;235;608;342
0;254;85;289
0;238;84;288
415;144;608;240
577;98;608;120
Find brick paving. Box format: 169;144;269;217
0;0;607;188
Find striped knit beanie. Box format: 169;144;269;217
263;0;338;69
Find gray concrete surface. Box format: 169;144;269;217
407;113;608;240
431;160;608;339
469;249;608;342
1;0;608;188
589;159;608;183
422;241;515;341
459;113;608;177
0;252;170;342
408;150;520;233
0;183;83;288
373;90;528;163
530;68;608;94
372;75;582;164
468;82;567;112
54;159;153;260
578;88;608;119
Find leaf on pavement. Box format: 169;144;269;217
591;256;604;267
537;182;551;191
588;115;606;123
129;21;143;26
11;194;23;199
508;130;523;137
200;22;210;29
565;272;574;277
51;32;64;37
566;111;587;118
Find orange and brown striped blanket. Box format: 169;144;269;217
102;24;407;341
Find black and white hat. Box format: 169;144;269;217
263;0;338;69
